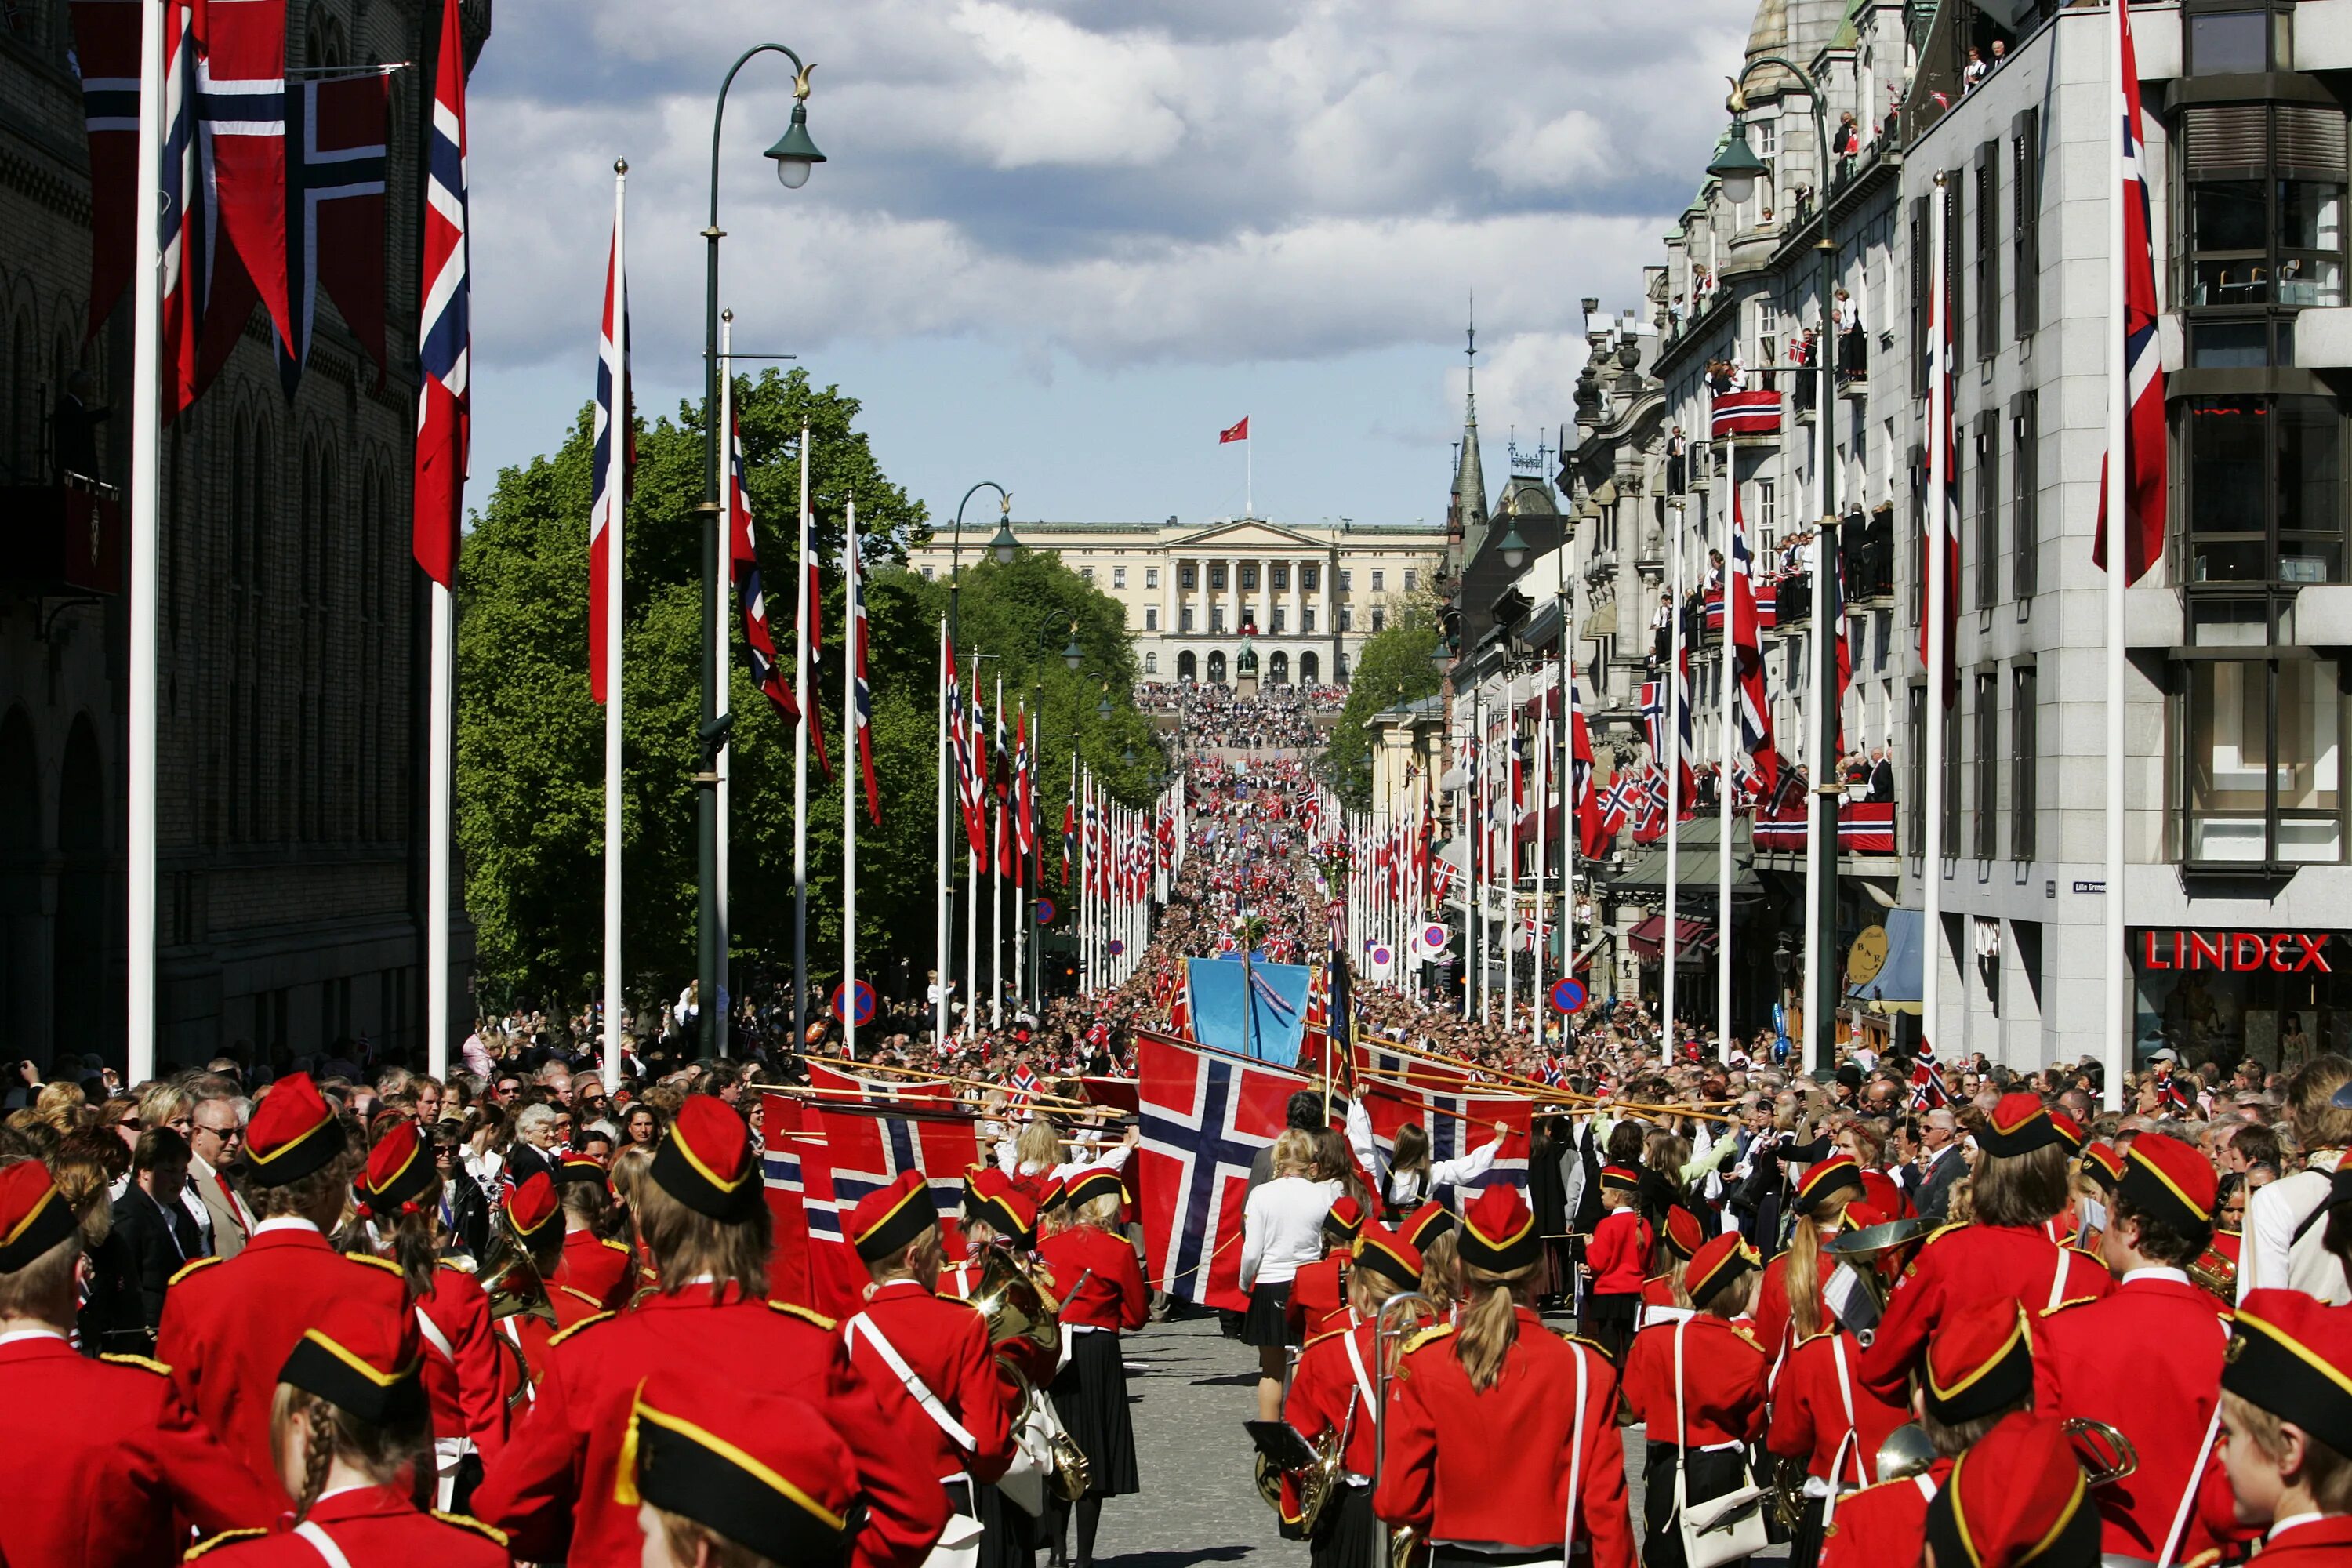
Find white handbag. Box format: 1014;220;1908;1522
998;1385;1073;1518
1672;1320;1772;1568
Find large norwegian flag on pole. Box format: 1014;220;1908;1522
588;193;629;704
2092;3;2167;583
1137;1032;1308;1310
275;71;390;394
191;0;292;347
1730;486;1778;790
412;0;469;586
798;1065;977;1314
1014;705;1036;887
1356;1044;1531;1200
848;500;881;823
730;408;800;721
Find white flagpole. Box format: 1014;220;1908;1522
600;165;626;1092
1534;695;1548;1047
1502;677;1515;1036
125;0;167;1083
793;419;811;1044
966;652;981;1031
1564;593;1577;1046
935;618;950;1047
2103;0;2130;1114
1665;497;1683;1043
843;495;858;1059
1719;456;1737;1066
992;673;1005;1028
714;304;731;1058
1014;701;1027;1013
1924;174;1949;1060
1803;301;1829;1077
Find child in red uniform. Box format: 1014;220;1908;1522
1581;1165;1651;1363
1639;1204;1708;1329
2212;1290;2352;1566
1619;1232;1769;1568
1283;1225;1425;1568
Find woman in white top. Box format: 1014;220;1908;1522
1239;1128;1341;1421
996;1112;1138;1186
1345;1097;1508;1223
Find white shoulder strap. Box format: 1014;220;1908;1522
294;1520;355;1568
1341;1328;1380;1424
415;1305;456;1364
1563;1339;1589;1560
2045;1244;2071;1313
1913;1474;1936;1502
1672;1319;1692;1520
844;1312;979;1454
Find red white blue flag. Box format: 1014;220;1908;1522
2093;3;2168;583
1136;1032;1305;1309
848;508;880;824
412;0;469;587
275;71;390;394
1710;387;1781;438
588;212;629;704
1730;486;1778;791
729;410;798;722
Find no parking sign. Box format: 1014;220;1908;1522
830;979;877;1027
1548;977;1588;1016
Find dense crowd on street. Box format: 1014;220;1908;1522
1136;681;1342;751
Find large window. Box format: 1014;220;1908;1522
1974;670;1998;861
2013;663;2038;861
1976;412;1999;611
2184;395;2343;584
2187;5;2288;78
2012;391;2038;601
2187;178;2345;311
2176;655;2347;864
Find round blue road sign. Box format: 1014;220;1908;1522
1034;898;1058;925
830;979;877;1027
1548;977;1588;1016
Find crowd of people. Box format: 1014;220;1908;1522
1137;681;1341;752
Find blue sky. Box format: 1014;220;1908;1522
465;1;1755;530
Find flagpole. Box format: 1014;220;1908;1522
2102;0;2129;1114
1924;172;1949;1062
1534;693;1548;1047
967;650;981;1030
1014;700;1027;1016
793;419;811;1046
1802;298;1828;1078
935;617;951;1048
1502;678;1515;1036
714;303;731;1057
1664;497;1683;1044
124;0;167;1083
1467;693;1482;1021
1719;448;1736;1067
602;164;628;1089
1564;589;1577;1047
843;494;858;1060
993;673;1005;1029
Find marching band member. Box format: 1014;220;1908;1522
843;1171;1015;1568
1858;1093;2111;1401
1820;1298;2039;1568
2215;1289;2352;1564
0;1157;282;1566
186;1299;510;1565
622;1371;871;1568
1281;1223;1425;1568
1751;1155;1866;1362
946;1171;1053;1568
2076;1141;2125;1255
1581;1165;1651;1363
1920;1412;2102;1568
347;1120;507;1504
2031;1131;2230;1564
1374;1185;1635;1568
471;1098;947;1568
1763;1202;1911;1568
550;1151;636;1312
1036;1165;1148;1568
1285;1194;1366;1341
1344;1098;1507;1223
1402;1200;1460;1319
1619;1232;1769;1568
157;1073;411;1502
1638;1204;1708;1327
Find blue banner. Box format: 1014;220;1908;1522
1187;957;1311;1066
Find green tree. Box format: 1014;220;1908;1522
1321;604;1440;811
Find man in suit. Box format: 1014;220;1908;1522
1867;744;1896;803
112;1127;204;1341
1911;1107;1966;1227
186;1084;252;1260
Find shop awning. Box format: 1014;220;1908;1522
1849;906;1923;1014
1606;813;1763;899
1628;915;1716;963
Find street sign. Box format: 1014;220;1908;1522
829;979;877;1027
1368;942;1395;971
1847;925;1889;986
1034;898;1057;925
1548;977;1587;1015
2073;880;2105;895
1109;938;1126;956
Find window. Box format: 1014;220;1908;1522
1180;564;1196;590
1757;299;1779;356
1757;479;1777;532
1145;566;1159;589
2012;391;2038;601
1976;141;2000;359
1340;607;1354;632
1272;563;1289;590
2188;8;2280;76
1910;195;1931;396
1303;608;1316;633
2183;395;2344;584
1338;569;1352;592
1271;608;1285;633
1945;174;1967;371
1081;567;1094;583
1371;569;1385;592
1180;608;1195;633
1908;684;1928;851
2013;663;2038;861
920;565;935;579
2013;110;2041;338
2176;655;2347;863
1302;564;1320;592
2187;177;2347;311
1976;412;1999;611
1209;563;1228;590
1145;608;1160;631
1113;566;1126;589
1974;670;1999;859
1240;562;1259;590
1210;608;1225;633
1371;608;1386;633
1404;568;1417;593
1144;652;1157;674
1753;118;1778;160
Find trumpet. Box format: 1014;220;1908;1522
2062;1417;2140;1487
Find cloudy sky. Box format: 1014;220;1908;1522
466;1;1755;532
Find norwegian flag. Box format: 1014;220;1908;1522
951;664;986;858
804;514;834;782
1922;172;1961;708
274;71;389;393
1907;1053;1953;1112
1167;971;1194;1038
729;409;799;722
1136;1032;1308;1309
848;509;880;823
1014;706;1036;887
760;1091;817;1309
1827;537;1853;752
992;698;1014;878
1007;1062;1041;1112
1710;387;1782;437
191;0;291;346
1595;775;1634;843
587;208;629;705
412;0;470;587
1639;679;1665;767
72;0;143;337
1633;768;1670;844
1730;488;1778;790
2157;1065;2194;1116
2094;3;2169;584
964;686;992;858
1673;638;1699;806
1358;1044;1530;1199
787;1069;978;1317
1062;798;1076;888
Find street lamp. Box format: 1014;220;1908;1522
697;41;820;1058
1123;746;1138;767
1062;625;1083;672
1706;116;1769;205
1497;524;1530;572
1097;694;1114;721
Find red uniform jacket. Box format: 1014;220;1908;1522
0;1334;283;1568
1620;1316;1770;1448
154;1220;411;1501
2249;1515;2352;1566
1284;1252;1350;1341
1766;1330;1911;1484
1751;1240;1835;1361
1585;1210;1652;1297
1373;1310;1634;1568
551;1229;637;1312
1857;1221;2113;1402
1283;1319;1384;1481
1818;1457;1952;1568
470;1287;946;1568
1639;1272;1680;1309
190;1483;509;1566
844;1279;1017;1486
1037;1223;1149;1333
2031;1272;2232;1560
419;1263;507;1461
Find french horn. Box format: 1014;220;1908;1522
1875;1421;1937;1483
2062;1417;2140;1487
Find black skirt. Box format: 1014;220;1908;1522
1311;1483;1377;1568
1786;1492;1825;1568
1240;1280;1294;1347
975;1480;1036;1568
1050;1330;1140;1497
1640;1439;1755;1568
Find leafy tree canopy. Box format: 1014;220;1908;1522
1320;602;1440;812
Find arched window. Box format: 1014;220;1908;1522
1143;652;1157;675
1177;651;1196;683
1269;651;1290;685
1207;650;1227;684
1300;651;1319;684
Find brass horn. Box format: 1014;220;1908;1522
1875;1421;1937;1483
1371;1290;1437;1568
2062;1417;2140;1487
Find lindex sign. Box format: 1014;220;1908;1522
2139;930;2334;974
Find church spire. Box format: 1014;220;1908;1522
1450;292;1490;550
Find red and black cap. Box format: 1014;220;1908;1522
1353;1224;1423;1292
1661;1204;1708;1261
978;1184;1038;1249
849;1171;938;1263
1458;1185;1541;1274
353;1122;436;1216
507;1172;561;1243
1400;1200;1454;1253
1322;1195;1366;1243
1036;1174;1069;1214
2226;1289;2352;1461
0;1161;82;1274
245;1073;347;1188
2118;1131;2217;1239
1684;1232;1759;1308
2079;1142;2125;1192
1924;1299;2034;1427
1980;1093;2066;1159
279;1298;426;1430
620;1371;865;1568
1922;1414;2100;1568
2047;1111;2089;1156
1598;1164;1641;1195
1064;1167;1123;1212
1791;1155;1866;1215
651;1098;760;1221
557;1152;610;1188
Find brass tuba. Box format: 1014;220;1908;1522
472;1217;555;1407
1875;1421;1937;1483
2062;1417;2140;1487
1251;1420;1346;1537
966;1244;1064;1367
